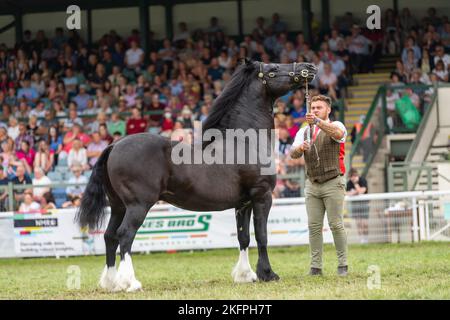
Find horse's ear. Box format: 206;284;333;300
241;57;252;65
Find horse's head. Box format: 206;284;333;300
253;61;317;98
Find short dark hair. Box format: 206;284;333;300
310;94;332;107
349;167;359;177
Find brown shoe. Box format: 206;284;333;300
337;266;348;276
309;267;323;276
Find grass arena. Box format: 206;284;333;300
1;0;450;302
0;242;448;299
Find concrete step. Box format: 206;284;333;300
350;92;377;99
374;62;396;68
353;72;390;79
354;78;389;86
346;97;373;103
348;85;379;91
374;68;394;73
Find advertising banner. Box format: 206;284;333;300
1;203;333;258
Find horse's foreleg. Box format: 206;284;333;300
232;203;257;283
113;203;152;292
99;203;125;291
252;192;279;282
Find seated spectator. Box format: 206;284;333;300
15;122;34;152
47;125;63;164
107;112;126;137
18;191;41;212
37;109;58;136
348;24;373;73
63;108;83;132
433;45;450;69
432;60;449;82
289;97;307;126
328;29;344;52
16;140;36;174
66;165;88;200
72;84;91;112
17;78;39;106
346;168;369;244
32;167;52;201
82;98;97;116
180;107;193;129
34;139;55;173
404;49;419;75
285;116;299;139
123;84;137;108
161;109;175;135
125;40;144;72
99;123;113;144
62;124;91;155
40;191;56;210
11;164;32;207
87;132;108;168
62;195;81;208
7;117;20;141
127;107;148;135
0;166;9;211
67;139;89;171
318;63;338;101
207;58;225;82
86;111;108;134
63;67;79;95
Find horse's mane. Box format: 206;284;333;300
202;61;257;131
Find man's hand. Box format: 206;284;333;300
301;140;310;151
290;141;310;159
305;113;318;125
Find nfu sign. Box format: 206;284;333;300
66;5;81;30
366;5;381;30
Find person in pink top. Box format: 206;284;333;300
15;140;35;174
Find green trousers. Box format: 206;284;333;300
305;175;348;269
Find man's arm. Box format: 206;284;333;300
316;118;345;141
290;145;304;159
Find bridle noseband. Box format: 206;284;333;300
258;62;310;85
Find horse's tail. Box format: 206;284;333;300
75;144;114;230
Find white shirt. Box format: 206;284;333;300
32;176;52;198
66;175;88;196
68;148;87;168
125;48;144;66
434;54;450;69
292;120;347;149
19;201;41;212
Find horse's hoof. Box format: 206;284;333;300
126;280;143;292
232;268;257;283
99;266;117;292
257;270;280;282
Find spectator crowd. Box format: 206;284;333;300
0;8;448;210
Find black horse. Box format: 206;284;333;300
76;60;316;292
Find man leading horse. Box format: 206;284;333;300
290;94;348;277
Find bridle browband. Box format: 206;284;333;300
258;62;310;85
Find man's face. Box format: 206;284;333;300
310;101;330;120
19;124;26;134
16;166;25;177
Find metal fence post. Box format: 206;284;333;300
7;182;14;212
411;196;419;242
417;199;426;241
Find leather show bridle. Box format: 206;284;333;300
257;62;310;85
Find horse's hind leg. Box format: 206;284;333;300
99;200;125;291
113;201;154;292
231;203;257;283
